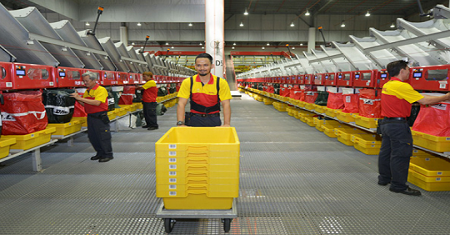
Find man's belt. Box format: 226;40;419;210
191;113;220;117
384;117;406;121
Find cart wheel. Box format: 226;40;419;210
164;218;175;233
223;219;231;233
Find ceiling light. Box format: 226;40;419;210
390;23;395;28
300;43;303;46
305;10;310;16
171;46;174;49
232;46;235;50
165;42;169;45
85;22;90;26
290;22;295;27
137;22;142;26
341;21;345;28
202;46;205;49
233;43;236;46
292;47;295;49
244;9;249;15
267;43;270;46
188;23;193;27
365;11;370;17
131;42;135;45
239;22;244;27
199;42;203;46
262;47;265;50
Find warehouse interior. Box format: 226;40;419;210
1;0;450;234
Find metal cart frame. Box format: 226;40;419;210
156;198;237;233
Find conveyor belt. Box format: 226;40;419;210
0;94;450;234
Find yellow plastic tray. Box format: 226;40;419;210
304;103;315;111
163;194;233;210
2;127;56;150
303;116;315;127
353;114;379;129
409;159;450;177
412;130;450;152
335;127;368;146
157;183;238;198
412;149;435;157
0;138;16;159
336;110;356;123
71;117;87;127
324;108;341;118
133;102;143;110
315;105;326;114
48;120;82;136
351;133;381;148
354;142;380;155
322;122;345;138
408;169;450;191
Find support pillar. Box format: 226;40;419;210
120;22;128;46
308;27;316;53
205;0;225;78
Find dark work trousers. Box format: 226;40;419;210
189;115;221;127
378;121;413;191
142;101;158;128
87;112;113;159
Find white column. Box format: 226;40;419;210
205;0;225;78
120;24;128;46
307;27;316;53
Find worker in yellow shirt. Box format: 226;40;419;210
70;71;113;163
137;71;158;130
176;53;232;127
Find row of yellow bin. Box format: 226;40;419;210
242;87;450;192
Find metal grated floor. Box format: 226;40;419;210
0;93;450;234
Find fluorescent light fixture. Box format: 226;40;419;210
239;22;244;27
305;10;310;16
290;22;295;27
365;11;370;17
137;22;142;26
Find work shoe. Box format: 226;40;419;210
142;125;148;128
389;187;421;196
148;126;159;130
99;157;113;163
378;181;390;186
90;155;101;160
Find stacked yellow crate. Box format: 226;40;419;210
352;114;379;129
411;131;450;153
1;127;56;151
48;119;83;137
155;127;240;210
350;133;382;155
334;127;368;146
408;156;450;191
0;138;16;159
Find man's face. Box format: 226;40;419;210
143;74;151;81
400;66;410;81
195;58;212;76
83;76;96;89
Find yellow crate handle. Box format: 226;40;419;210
187;146;209;151
186;171;208;177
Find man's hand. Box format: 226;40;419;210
221;124;231;127
70;92;81;100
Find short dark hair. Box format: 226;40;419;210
386;60;408;77
195;53;213;64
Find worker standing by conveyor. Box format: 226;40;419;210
378;60;450;195
70;72;114;163
176;53;232;127
137;71;159;130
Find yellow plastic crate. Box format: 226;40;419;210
322;122;345;138
0;138;16;159
412;131;450;152
120;104;136;112
408;169;450;191
353;114;379;129
71;117;87;127
157;183;238;198
324;108;341;118
48;120;83;136
336;110;356;123
412;149;434;157
263;98;274;105
156;174;238;185
351;134;381;148
107;109;117;120
297;101;306;108
315;105;326;114
2;127;56;150
163;194;233;210
304;102;315;111
409;159;450;177
304;116;315;127
354;144;380;155
335;127;368;146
